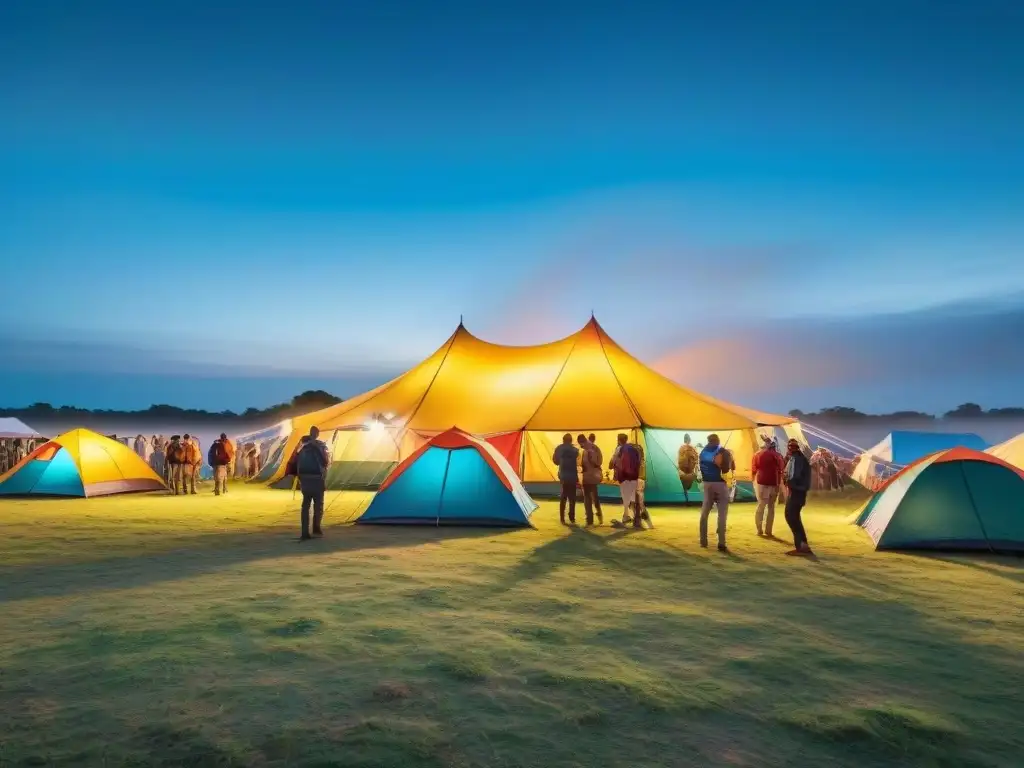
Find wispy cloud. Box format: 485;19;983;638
651;295;1024;411
471;203;819;345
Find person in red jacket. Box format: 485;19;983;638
751;436;786;537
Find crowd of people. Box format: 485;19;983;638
4;425;815;555
0;438;42;475
114;433;270;490
549;431;813;556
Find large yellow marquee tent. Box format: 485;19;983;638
265;318;802;502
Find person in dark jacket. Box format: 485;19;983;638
552;433;580;525
296;427;330;540
782;438;813;555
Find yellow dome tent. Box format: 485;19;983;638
987;432;1024;471
0;428;167;497
265;318;800;502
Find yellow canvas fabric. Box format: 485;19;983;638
267;318;794;484
41;428;164;488
522;430;622;483
988;433;1024;470
324;428;403;465
407;332;576;433
61;429;163;485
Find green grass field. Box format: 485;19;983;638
1;485;1021;768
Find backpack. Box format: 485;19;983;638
714;447;734;473
167;443;185;464
296;441;326;475
618;444;641;481
209;440;230;467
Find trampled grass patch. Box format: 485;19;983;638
0;485;1021;767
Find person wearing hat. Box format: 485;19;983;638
782;438;813;555
751;435;785;537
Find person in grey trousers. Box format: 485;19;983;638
698;433;731;552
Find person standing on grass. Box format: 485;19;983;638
577;434;603;526
552;433;580;525
208;434;232;496
181;434;200;495
296;427;330;540
752;436;785;537
783;438;813;555
165;435;185;494
698;434;731;551
222;435;236;479
609;432;643;528
587;433;605;522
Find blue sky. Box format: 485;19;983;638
1;0;1022;414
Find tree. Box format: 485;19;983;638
944;403;984;419
291;390;343;409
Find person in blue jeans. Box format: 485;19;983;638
698;434;730;551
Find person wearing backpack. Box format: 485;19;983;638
165;435;186;495
296;426;330;540
181;433;200;495
610;433;643;528
698;434;731;551
209;433;233;496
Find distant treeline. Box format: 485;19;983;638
3;396;1022;429
790;403;1024;422
0;390;343;428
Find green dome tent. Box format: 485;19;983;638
855;447;1024;553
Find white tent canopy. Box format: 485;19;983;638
0;418;41;439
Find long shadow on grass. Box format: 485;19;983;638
0;525;508;603
477;525;726;597
913;552;1024;584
